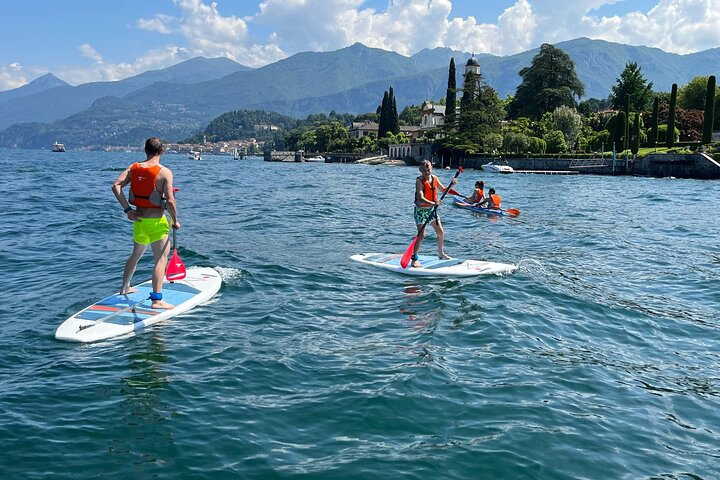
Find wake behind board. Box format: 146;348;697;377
350;253;517;277
55;266;222;343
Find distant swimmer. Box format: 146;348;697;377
111;137;180;309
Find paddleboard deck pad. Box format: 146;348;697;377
56;266;222;343
350;253;517;277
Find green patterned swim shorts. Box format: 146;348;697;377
413;206;438;225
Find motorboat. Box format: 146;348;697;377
52;142;66;152
188;151;202;160
305;155;325;162
481;162;514;173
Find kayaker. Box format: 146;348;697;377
477;188;501;209
464;180;485;204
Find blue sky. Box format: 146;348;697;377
1;0;717;90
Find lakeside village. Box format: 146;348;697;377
60;47;720;180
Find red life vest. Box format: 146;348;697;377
416;175;437;206
129;163;164;208
488;194;501;209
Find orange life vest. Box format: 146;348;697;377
416;175;438;206
488;194;501;209
474;188;485;202
129;163;164;208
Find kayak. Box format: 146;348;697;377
452;195;519;216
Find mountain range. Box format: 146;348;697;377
1;37;719;149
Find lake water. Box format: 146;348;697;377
1;149;719;479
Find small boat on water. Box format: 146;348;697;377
481;162;513;174
305;155;325;162
188;151;202;161
52;142;66;152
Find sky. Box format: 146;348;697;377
1;0;719;91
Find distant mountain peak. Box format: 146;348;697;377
29;72;70;88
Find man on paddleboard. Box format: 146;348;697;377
411;159;457;268
111;137;180;309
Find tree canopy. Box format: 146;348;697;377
508;44;585;120
609;62;654;112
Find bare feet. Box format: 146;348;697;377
119;287;139;295
411;260;422;268
438;253;452;260
151;300;174;309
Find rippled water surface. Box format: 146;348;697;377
1;150;719;479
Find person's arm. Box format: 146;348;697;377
111;167;136;219
161;169;180;229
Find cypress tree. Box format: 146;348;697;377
703;75;716;144
444;58;457;126
666;83;677;148
612;111;626;151
378;90;389;138
624;93;631;151
650;97;659;147
389;87;399;135
631;112;640;155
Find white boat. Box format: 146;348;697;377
481;162;514;173
52;142;66;152
305;155;325;162
188;151;202;161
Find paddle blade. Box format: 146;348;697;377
400;237;418;269
448;188;462;196
166;248;186;281
506;208;521;216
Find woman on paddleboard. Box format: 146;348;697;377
111;137;180;309
411;159;457;268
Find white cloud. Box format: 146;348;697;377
5;0;720;91
79;44;103;64
137;14;176;34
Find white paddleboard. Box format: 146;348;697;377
55;266;222;343
350;253;517;277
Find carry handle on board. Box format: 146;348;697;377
400;166;463;269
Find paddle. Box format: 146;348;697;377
166;227;186;281
400;166;463;269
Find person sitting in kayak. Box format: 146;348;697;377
477;188;501;209
411;159;457;268
464;180;485;204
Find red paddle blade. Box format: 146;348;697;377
448;188;462;196
400;237;418;269
166;248;186;281
506;208;521;216
458;166;464;173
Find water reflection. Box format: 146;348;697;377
112;331;175;470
